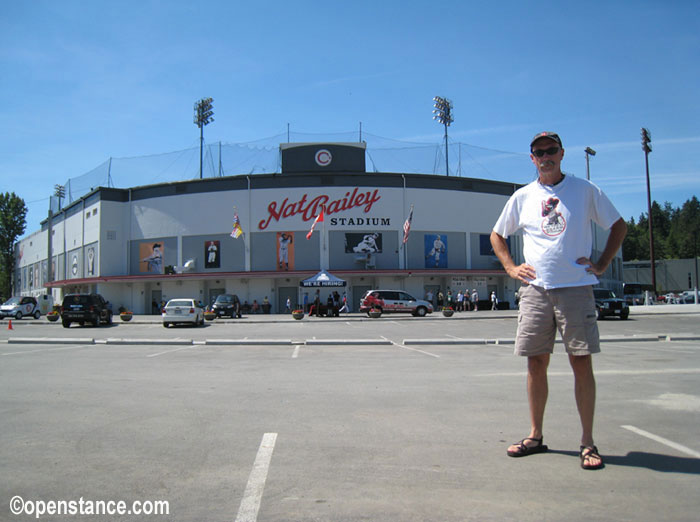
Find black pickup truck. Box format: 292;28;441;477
60;293;113;328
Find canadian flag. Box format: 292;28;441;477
306;207;325;240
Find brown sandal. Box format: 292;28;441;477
507;437;548;457
580;445;604;470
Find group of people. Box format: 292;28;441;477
302;290;349;317
425;288;488;311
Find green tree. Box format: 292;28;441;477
623;196;700;261
0;192;28;297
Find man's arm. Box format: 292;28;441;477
577;217;628;275
490;230;536;284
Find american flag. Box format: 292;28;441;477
306;207;325;240
402;205;413;244
230;211;243;239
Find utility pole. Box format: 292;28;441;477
641;127;656;297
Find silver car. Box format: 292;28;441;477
162;298;204;327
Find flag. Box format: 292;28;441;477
402;205;414;244
230;211;243;239
306;207;325;240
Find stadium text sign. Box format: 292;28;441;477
258;188;382;230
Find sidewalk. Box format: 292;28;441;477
2;303;700;327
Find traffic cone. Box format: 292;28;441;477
7;319;13;330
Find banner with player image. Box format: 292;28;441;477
140;242;164;274
276;232;295;271
344;233;383;253
205;240;221;269
424;234;448;268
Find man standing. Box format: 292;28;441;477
490;131;627;470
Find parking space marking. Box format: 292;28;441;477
235;432;278;522
621;425;700;458
382;337;439;358
479;368;700;378
146;345;197;358
292;345;301;358
2;345;91;356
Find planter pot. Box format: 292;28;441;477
120;313;133;322
442;309;454;317
204;313;217;321
47;314;60;322
368;310;382;319
292;311;304;320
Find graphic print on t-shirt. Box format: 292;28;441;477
541;197;566;236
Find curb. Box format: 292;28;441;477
306;338;392;346
7;337;94;345
5;333;700;347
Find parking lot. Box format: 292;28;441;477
2;308;700;521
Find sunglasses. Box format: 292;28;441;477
531;146;560;158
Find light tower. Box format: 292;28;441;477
432;96;453;176
194;98;214;179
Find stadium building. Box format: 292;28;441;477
14;142;625;313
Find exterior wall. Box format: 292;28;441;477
99;199;129;277
624;258;700;293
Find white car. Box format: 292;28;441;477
1;296;41;319
162;299;204;327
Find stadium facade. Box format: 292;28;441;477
14;143;624;313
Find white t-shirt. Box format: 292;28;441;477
492;174;621;289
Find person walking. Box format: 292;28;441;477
490;291;498;310
470;289;479;311
490;131;627;470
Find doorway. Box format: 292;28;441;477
209;288;225;309
424;284;440;309
278;286;297;313
150;290;162;314
353;285;372;312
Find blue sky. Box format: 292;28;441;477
2;0;699;238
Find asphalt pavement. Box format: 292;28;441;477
2;305;700;521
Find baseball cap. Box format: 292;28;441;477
530;131;563;150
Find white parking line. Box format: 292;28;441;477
235;432;278;522
621;425;700;458
146;345;196;358
292;345;300;358
382;336;439;358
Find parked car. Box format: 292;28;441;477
593;288;629;320
0;296;42;319
211;294;241;318
60;293;113;327
679;290;697;304
162;298;204;327
359;290;433;317
661;292;680;304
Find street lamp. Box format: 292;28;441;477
584;147;598;255
641;127;656;298
194;97;214;179
432;96;453;176
584;147;596;181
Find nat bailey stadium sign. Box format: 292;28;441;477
258;188;389;230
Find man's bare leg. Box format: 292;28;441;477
508;353;549;453
569;354;602;467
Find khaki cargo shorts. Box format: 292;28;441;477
515;284;600;356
